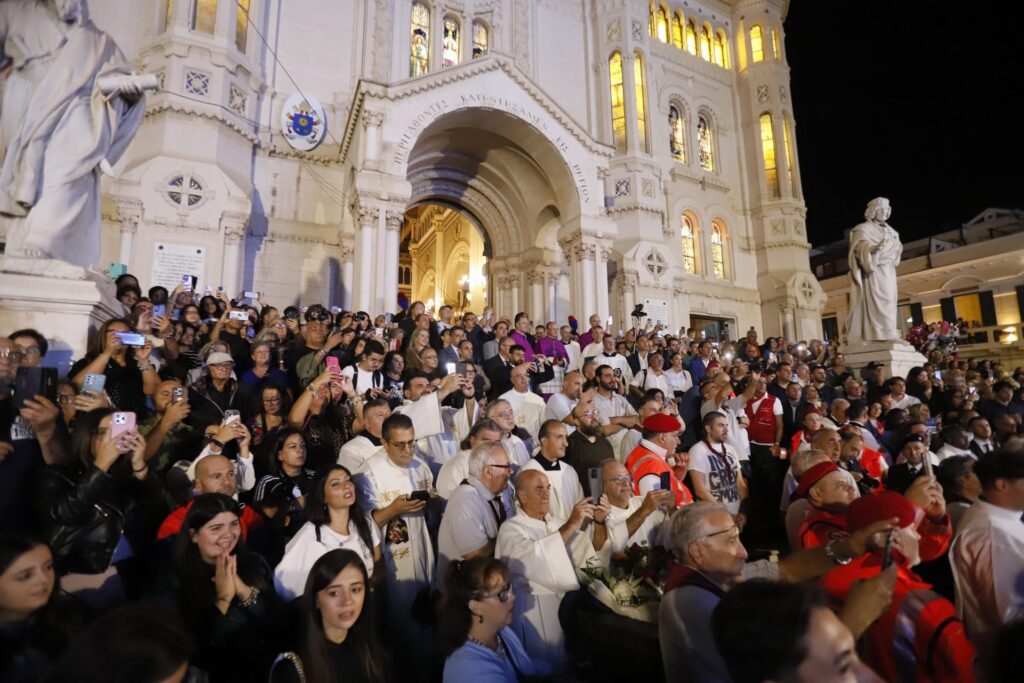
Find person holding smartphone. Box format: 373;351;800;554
69;318;157;418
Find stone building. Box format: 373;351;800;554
87;0;822;337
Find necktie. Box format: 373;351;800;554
491;496;507;525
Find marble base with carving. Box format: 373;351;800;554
842;340;927;380
0;265;122;375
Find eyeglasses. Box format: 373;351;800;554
494;410;514;419
57;394;76;405
486;463;511;470
389;439;416;451
0;350;25;362
17;346;40;356
608;475;632;485
477;582;513;603
700;526;740;543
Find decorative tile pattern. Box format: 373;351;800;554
229;84;247;116
614;179;630;198
644;250;666;277
641;178;655;198
756;84;770;103
184;70;210;97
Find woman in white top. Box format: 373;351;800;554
274;464;382;601
629;351;671;399
664;352;694;395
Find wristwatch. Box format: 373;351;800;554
824;539;852;565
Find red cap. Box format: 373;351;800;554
803;407;820;417
707;360;721;369
846;491;917;532
791;462;839;501
642;413;682;433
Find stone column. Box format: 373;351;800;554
528;269;544;321
221;212;250;295
362;110;384;164
339;234;355;310
114;198;142;268
782;305;796;341
595;244;611;324
383;210;402;313
620;272;637;329
355;206;379;312
215;0;234;40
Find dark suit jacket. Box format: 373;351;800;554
483;355;514;401
969;440;997;459
885;463;925;494
781;399;807;446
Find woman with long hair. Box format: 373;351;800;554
273;465;382;602
69;318;157;416
199;294;224;324
288;370;356;471
439;557;549;682
156;493;280;682
404;328;431;372
246;382;292;475
254;429;317;539
179;303;209;338
270;548;389;682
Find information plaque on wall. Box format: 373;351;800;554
151;243;206;291
644;298;670;327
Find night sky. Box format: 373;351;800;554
783;1;1024;247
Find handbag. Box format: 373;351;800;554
269;652;305;683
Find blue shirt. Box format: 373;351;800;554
443;626;549;683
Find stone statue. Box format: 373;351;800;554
0;0;156;275
846;197;903;344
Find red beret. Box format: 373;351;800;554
846;491;917;532
791;462;838;501
643;413;682;433
707;360;721;369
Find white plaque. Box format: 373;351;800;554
151;243;206;291
643;298;670;327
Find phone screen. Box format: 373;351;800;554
325;356;342;374
881;528;895;569
659;472;672;491
588;467;604;505
110;411;137;438
445;362;457;375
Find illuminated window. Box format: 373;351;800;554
609;52;626;152
410;3;431;76
697;114;714;171
750;25;764;63
164;0;174;31
686;19;697;55
672;12;684;50
714;31;728;68
472;20;489;58
681;214;697;274
772;27;781;61
783;117;795;193
234;0;249;52
442;17;460;67
669;105;685;162
759;113;779;198
700;25;712;61
191;0;216;34
656;6;669;43
711;222;727;279
634;52;649;153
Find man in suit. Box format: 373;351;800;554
885;433;930;494
780;381;807;447
968;416;997;458
483;335;517;401
687;340;714;385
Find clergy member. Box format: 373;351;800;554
500;363;547;443
594;459;675;567
520;419;585;521
435;419;504;500
485;398;532;468
338;397;390;474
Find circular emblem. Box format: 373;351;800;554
281;92;327;151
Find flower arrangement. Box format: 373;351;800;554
578;543;671;622
905;321;959;360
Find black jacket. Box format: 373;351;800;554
483;354;514;401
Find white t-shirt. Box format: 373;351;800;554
340;365;379;394
688;440;743;514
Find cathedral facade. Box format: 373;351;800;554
94;0;824;338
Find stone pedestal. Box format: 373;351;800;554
0;270;123;376
843;340;927;380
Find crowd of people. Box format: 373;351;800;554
1;271;1022;682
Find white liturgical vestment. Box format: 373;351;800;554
337;435;381;474
597;496;667;569
520;457;585;522
500;388;546;442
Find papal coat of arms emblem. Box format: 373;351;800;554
280;91;328;151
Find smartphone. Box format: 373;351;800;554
243;290;259;300
13;367;58;410
204;285;213;295
881;528;895;569
385;312;393;324
409;490;430;502
659;472;672;491
152;304;166;318
217;286;224;293
588;467;604;505
229;310;249;322
325;356;342;374
445;362;457;375
110;411;137;438
606;316;613;328
934;371;942;380
114;331;147;347
172;386;185;403
922;451;934;478
222;410;241;425
181;274;194;291
82;373;107;395
455;361;472;377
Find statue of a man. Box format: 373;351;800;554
0;0;154;272
846;197;903;344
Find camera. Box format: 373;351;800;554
631;304;646;319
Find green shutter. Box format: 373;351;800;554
939;297;956;322
979;290;997;327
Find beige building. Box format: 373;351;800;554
813;208;1024;363
74;0;822;337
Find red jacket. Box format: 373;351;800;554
797;507;846;549
823;554;976;682
157;498;263;540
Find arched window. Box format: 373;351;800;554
672;12;684;50
234;0;250;52
711;222;727;279
634;52;649;153
681;214;697;274
656;6;670;43
783;116;795;194
686;19;698;55
609;52;626;152
713;31;728;68
442;17;460;67
759;113;779;198
669;105;686;162
750;25;764;63
472;20;489;58
772;27;782;61
410;2;430;76
191;0;216;34
700;25;712;61
697;114;714;171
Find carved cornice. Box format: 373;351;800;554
113;196;143;234
265;231;332;246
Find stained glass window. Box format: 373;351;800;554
235;0;249;53
698;115;714;171
672;12;684;50
686;19;697;55
750;25;764;63
609;52;626;152
669;105;685;162
700;26;712;61
714;31;727;67
442;17;460;67
634;53;649;153
656;7;669;43
681;215;697;274
191;0;216;34
472;20;488;58
760;113;779;198
772;27;781;61
410;3;430;77
711;222;726;279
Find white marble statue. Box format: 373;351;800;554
846;197;903;344
0;0;155;275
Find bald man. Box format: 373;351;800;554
500;363;547;442
157;454;262;540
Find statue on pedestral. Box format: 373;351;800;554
0;0;156;274
846;197;903;345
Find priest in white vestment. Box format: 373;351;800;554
593;460;674;568
500;364;547;443
520;420;585;521
338;398;390;474
486;399;533;469
496;469;605;671
394;372;463;478
436;419;504;499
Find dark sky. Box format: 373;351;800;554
784;1;1024;247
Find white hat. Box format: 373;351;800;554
206;351;234;366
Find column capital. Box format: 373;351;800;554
356;205;380;228
221;211;250;243
361;109;385;128
113;196;143;233
385;209;404;231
